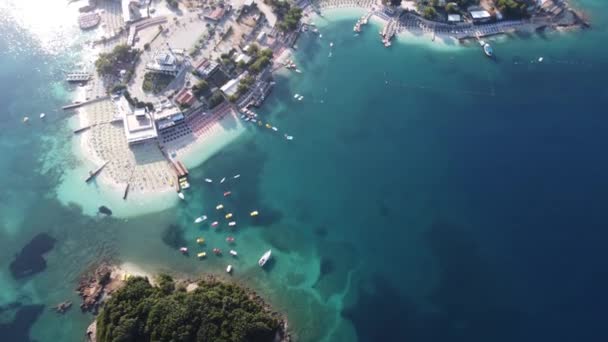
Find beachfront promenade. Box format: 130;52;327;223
311;0;556;40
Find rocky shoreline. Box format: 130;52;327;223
79;265;291;342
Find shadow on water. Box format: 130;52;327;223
9;233;56;280
343;221;524;342
0;302;45;342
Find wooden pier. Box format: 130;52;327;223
85;161;109;183
73;125;93;134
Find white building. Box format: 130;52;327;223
220;72;250;97
470;10;492;23
146;49;180;75
235;53;252;64
117;96;158;145
448;14;462;23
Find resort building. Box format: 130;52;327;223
153;100;192;144
195;59;220;78
204;6;229;22
146;49;180;76
174;88;196;108
448;14;462;23
117;96;158;145
235;53;252;64
469;9;492;24
122;0;148;24
220;71;249;98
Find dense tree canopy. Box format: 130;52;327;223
265;0;302;32
95;44;139;77
496;0;529;19
96;276;280;342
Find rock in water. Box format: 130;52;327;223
9;233;56;279
98;206;112;216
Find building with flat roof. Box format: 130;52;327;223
117;96;158;145
469;9;492;23
448;14;462;23
235;53;252;64
204;7;227;21
122;0;147;24
221;72;249;97
146;49;180;75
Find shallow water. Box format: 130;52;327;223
1;0;608;341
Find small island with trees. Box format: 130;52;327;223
89;274;289;342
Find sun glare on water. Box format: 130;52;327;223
0;0;82;55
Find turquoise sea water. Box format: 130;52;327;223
2;0;608;341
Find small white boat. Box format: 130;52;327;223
23;116;29;123
319;34;323;38
298;95;304;101
233;174;241;179
178;192;185;200
328;52;332;58
284;134;294;141
39;113;46;119
216;204;224;210
294;93;299;99
226;265;233;273
538;57;544;63
180;247;188;254
194;215;207;223
205;178;213;183
230;250;238;256
220;177;226;183
250;210;259;216
228;221;236;227
295;69;302;73
258;250;272;267
330;42;334;47
271;126;278;132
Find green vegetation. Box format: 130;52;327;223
496;0;529;19
265;0;302;32
249;48;273;74
208;90;225;109
96;276;281;342
95;44;139;77
445;2;459;13
142;72;175;94
192;79;209;98
422;6;438;20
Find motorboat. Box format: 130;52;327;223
294;93;299;99
23;116;29;123
196;237;205;244
298;95;304;101
178;192;185;200
197;252;206;258
225;213;233;219
226;236;235;243
194;215;207;223
230;250;238;256
284;135;294;141
226;265;233;273
233;174;241;179
482;42;493;57
330;42;334;47
179;247;188;254
228;221;236;227
211;221;219;228
271;126;278;132
250;210;259;216
205;178;213;183
40;113;46;119
538;57;544;63
213;248;222;255
265;123;272;129
216;204;224;210
258;250;272;267
220;177;226;183
223;191;231;197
